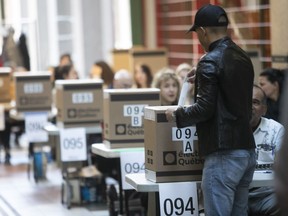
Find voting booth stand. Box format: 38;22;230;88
54;79;105;208
92;88;161;215
59;127;104;209
103;88;161;149
55;79;103;128
12;71;53;182
142;106;204;215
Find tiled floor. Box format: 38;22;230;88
0;143;109;216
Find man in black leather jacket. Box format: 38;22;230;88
166;4;256;216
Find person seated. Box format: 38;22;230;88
59;53;73;66
249;84;285;216
258;68;285;121
113;69;134;89
152;67;180;105
134;63;153;88
55;64;79;80
175;62;194;105
89;61;114;88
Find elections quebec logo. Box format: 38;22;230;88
163;151;177;165
67;109;77;118
115;124;126;135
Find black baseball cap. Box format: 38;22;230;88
187;4;228;32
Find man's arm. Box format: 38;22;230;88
174;61;219;128
274;124;285;152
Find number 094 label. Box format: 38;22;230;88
172;127;197;153
159;182;199;216
123;104;147;127
120;151;145;190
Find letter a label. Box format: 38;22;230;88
183;141;194;153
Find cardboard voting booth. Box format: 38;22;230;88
0;67;11;103
55;79;103;128
112;48;168;75
103;88;160;148
14;71;52;112
144;106;204;183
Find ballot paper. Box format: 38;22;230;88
178;77;190;106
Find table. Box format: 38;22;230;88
44;123;102;166
250;170;274;188
44;123;102;136
126;172;274;192
9;107;57;121
91;143;144;158
0;102;14;111
91;143;144;216
126;171;274;215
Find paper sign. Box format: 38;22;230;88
0;105;5;131
60;128;87;162
72;92;93;104
24;82;43;94
178;80;190;106
120;151;145;190
25;112;48;142
159;182;199;216
172;126;197;153
123;104;147;127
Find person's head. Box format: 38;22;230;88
134;64;153;88
259;68;285;101
58;64;78;80
59;53;73;66
176;63;193;85
113;69;133;89
152;68;180;105
187;4;229;52
90;61;114;87
250;84;267;128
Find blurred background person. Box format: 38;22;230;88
0;113;11;165
134;63;153;88
152;67;180;105
49;53;74;83
56;64;78;80
113;69;134;89
89;60;114;88
0;65;28;164
258;68;285;121
59;53;73;66
176;62;194;105
249;85;284;215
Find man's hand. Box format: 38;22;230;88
165;107;178;122
186;66;196;84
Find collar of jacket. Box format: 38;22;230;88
208;36;230;52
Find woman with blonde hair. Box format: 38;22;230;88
152;67;181;105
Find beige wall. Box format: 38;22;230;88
270;0;288;69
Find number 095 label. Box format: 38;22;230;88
60;128;87;162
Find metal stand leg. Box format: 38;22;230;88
117;158;124;215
